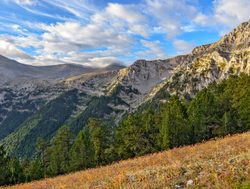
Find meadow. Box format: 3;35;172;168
4;131;250;189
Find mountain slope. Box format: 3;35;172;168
64;58;180;108
0;55;124;85
6;131;250;189
156;20;250;98
1;20;250;158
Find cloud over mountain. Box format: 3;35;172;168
0;0;249;67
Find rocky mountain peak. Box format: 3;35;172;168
158;20;250;98
191;44;211;56
212;20;250;52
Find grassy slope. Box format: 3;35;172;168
4;132;250;189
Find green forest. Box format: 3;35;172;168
0;74;249;186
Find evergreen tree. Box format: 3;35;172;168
0;145;10;185
8;157;25;184
24;160;43;182
70;128;95;171
46;125;73;175
161;96;190;148
187;89;219;143
0;74;249;186
227;74;250;129
36;137;47;170
218;111;236;135
141;108;161;153
87;118;110;165
160;105;170;149
115;114;147;159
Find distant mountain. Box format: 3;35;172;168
0;55;125;85
0;20;249;158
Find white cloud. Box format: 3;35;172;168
173;39;195;54
42;0;96;19
38;21;133;54
214;0;250;26
23;53;123;67
194;13;211;27
2;0;249;67
0;34;41;49
194;0;250;34
17;3;146;66
146;0;198;39
15;0;35;5
87;57;123;68
105;3;149;37
0;39;33;60
106;3;144;24
137;40;167;60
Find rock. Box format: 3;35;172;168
187;179;194;186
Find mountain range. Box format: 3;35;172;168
0;19;250;158
0;55;124;85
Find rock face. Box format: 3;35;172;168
162;20;250;97
0;20;250;157
63;58;178;109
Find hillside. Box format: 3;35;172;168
0;20;249;159
0;55;125;85
4;131;250;189
149;20;250;99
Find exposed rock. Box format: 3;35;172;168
158;19;250;98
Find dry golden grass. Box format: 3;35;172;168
4;132;250;189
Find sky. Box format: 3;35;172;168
0;0;249;67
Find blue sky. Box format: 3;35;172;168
0;0;249;67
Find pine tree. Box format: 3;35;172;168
160;106;170;150
187;89;218;143
46;125;73;175
160;96;190;149
0;145;10;185
70;128;95;171
141;108;161;153
87;118;109;165
24;160;44;182
36;137;47;170
115;114;147;159
8;157;25;184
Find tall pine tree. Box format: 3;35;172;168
46;125;73;175
70;128;95;171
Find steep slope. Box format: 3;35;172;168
158;20;250;98
0;59;125;158
65;20;250;109
2;89;80;157
6;131;250;189
0;81;66;140
65;58;181;109
0;56;179;157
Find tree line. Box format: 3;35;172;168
0;74;249;185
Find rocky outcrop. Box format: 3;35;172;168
63;20;250;109
157;20;250;98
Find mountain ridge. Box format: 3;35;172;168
0;20;250;158
146;19;250;100
0;55;125;85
